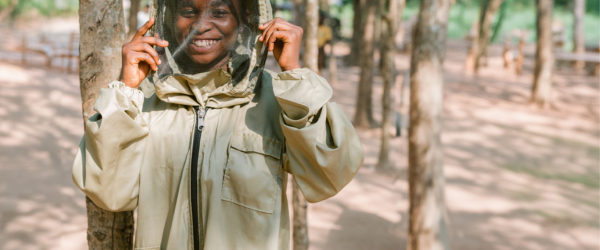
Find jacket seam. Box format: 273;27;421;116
221;197;275;214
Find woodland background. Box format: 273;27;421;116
0;0;598;250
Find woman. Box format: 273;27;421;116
72;0;363;249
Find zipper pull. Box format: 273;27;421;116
197;108;206;131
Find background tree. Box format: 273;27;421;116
348;0;365;65
470;0;505;73
407;0;451;249
573;0;585;71
293;0;305;28
292;2;319;249
376;0;400;171
127;0;141;39
531;0;554;108
78;0;134;248
352;0;378;129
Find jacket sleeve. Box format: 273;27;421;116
273;68;364;203
72;81;149;212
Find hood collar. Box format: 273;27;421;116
149;0;273;109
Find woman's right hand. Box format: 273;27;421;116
121;18;169;89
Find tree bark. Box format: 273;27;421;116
303;0;319;73
376;0;399;171
127;0;141;39
573;0;585;71
473;0;505;73
352;0;378;129
292;179;309;250
407;0;451;249
79;0;134;248
531;0;554;108
348;0;365;65
293;2;318;250
293;0;305;27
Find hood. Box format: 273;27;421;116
148;0;273;109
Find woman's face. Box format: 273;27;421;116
175;0;243;70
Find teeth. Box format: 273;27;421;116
193;40;217;47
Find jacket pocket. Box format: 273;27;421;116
222;134;283;214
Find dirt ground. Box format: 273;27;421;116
0;18;598;250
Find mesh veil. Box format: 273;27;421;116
147;0;271;95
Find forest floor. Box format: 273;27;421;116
0;17;598;250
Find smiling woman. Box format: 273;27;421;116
73;0;364;249
150;0;265;79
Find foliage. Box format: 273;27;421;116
404;0;600;50
1;0;78;19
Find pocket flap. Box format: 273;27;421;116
230;134;283;160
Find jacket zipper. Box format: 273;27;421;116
191;106;208;250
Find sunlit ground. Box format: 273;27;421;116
0;17;598;250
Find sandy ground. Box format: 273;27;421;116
1;17;599;250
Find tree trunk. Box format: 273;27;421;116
373;0;385;50
127;0;141;39
407;0;451;249
303;0;319;73
293;0;305;27
473;0;505;73
79;0;134;248
573;0;585;71
396;0;407;47
293;2;318;250
348;0;365;65
352;0;378;129
376;0;399;171
292;179;309;250
531;0;554;108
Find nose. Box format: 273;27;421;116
192;12;214;35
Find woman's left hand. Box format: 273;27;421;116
259;18;303;72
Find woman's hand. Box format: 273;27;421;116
258;18;303;72
121;18;169;89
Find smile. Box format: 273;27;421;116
193;39;219;48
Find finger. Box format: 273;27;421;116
129;43;161;65
262;21;294;45
133;36;169;47
135;52;158;71
133;18;155;41
258;17;281;30
267;31;292;51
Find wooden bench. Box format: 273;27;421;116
555;51;600;76
18;32;79;73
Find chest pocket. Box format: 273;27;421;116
222;134;283;214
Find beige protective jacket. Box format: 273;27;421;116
73;1;362;249
72;65;363;250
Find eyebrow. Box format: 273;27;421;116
209;0;228;8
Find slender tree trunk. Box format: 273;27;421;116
293;3;318;250
127;0;141;39
473;0;504;73
293;0;305;27
303;0;319;73
79;0;134;248
292;180;309;250
531;0;554;108
396;0;407;47
373;0;385;50
348;0;365;65
353;0;378;129
407;0;451;249
327;4;338;85
376;0;398;171
573;0;585;71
